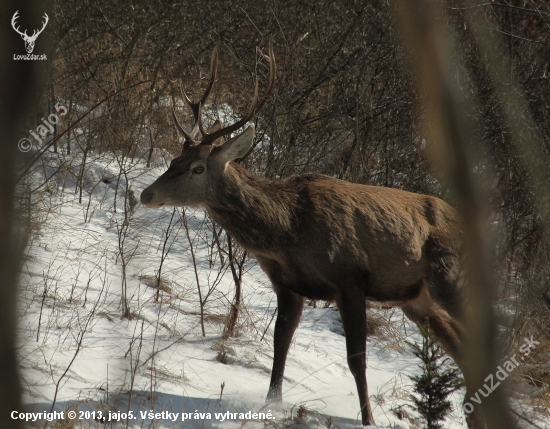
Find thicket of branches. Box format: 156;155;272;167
23;0;550;407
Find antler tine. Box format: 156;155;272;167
170;96;194;142
33;13;49;38
179;83;199;138
180;83;194;112
200;47;219;106
180;48;219;127
197;102;208;139
171;47;219;145
258;37;277;111
198;79;259;143
11;11;28;37
200;37;276;144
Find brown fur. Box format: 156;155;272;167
208;163;461;305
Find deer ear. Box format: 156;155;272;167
215;126;255;162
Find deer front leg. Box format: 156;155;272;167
266;287;304;402
337;290;376;426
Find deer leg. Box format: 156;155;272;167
402;281;463;367
337;290;375;426
266;287;304;402
402;281;485;429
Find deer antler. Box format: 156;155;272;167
31;13;49;40
172;39;276;146
11;11;28;38
170;97;194;143
11;12;49;40
198;38;276;144
171;47;219;143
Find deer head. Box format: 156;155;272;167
140;40;275;209
11;11;49;54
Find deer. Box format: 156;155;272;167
140;40;467;427
11;11;49;54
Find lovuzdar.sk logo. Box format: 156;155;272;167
11;10;48;60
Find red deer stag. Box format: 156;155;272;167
140;40;465;427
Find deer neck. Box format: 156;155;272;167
204;162;295;252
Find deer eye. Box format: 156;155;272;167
193;166;205;174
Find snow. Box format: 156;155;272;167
17;148;471;429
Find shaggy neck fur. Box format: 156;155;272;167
204;163;300;253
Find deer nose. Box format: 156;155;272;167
140;188;155;205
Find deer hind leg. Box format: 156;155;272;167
266;287;304;402
429;269;488;429
402;282;486;429
402;280;463;364
337;289;376;426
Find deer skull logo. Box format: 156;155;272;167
11;11;49;54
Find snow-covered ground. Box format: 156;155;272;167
18;149;472;428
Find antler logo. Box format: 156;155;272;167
11;11;49;54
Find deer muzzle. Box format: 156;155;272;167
140;187;164;208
